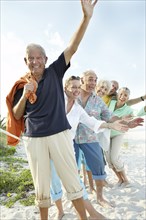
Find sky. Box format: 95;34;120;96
1;0;146;119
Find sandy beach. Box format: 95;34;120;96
1;128;145;220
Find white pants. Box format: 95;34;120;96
23;130;83;208
105;134;124;172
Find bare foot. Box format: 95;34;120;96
88;212;107;220
97;198;115;208
88;216;106;220
103;180;113;188
121;181;131;188
115;180;123;187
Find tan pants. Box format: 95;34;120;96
23;130;83;208
105;134;124;172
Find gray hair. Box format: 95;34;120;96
81;70;97;78
25;43;47;57
118;87;130;95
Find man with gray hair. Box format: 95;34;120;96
6;1;98;219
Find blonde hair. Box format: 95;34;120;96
96;80;111;93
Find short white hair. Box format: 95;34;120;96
25;43;47;57
81;70;97;78
118;87;130;95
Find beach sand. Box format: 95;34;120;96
1;128;145;220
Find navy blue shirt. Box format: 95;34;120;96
13;52;71;137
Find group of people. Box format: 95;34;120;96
6;1;145;220
79;77;145;195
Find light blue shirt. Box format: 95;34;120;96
75;92;113;144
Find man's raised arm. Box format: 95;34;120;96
64;0;98;65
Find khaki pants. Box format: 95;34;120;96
105;134;124;172
23;130;83;208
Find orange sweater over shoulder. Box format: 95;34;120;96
6;73;38;146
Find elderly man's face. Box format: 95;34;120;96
24;48;47;77
81;73;97;93
108;82;119;95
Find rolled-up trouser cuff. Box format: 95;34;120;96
83;191;88;200
79;179;88;200
93;173;107;180
35;198;51;208
51;190;63;202
67;188;84;201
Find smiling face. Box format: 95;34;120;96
24;44;48;80
96;84;108;97
117;87;130;105
96;80;111;97
108;81;119;95
65;78;81;100
81;71;97;94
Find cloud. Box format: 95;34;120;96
44;24;64;48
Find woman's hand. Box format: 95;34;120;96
127;117;144;128
108;120;129;132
